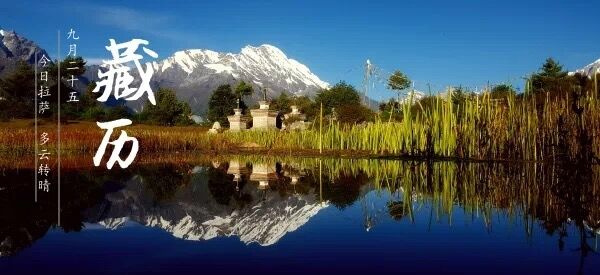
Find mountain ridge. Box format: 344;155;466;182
572;58;600;77
0;27;331;114
0;26;50;76
80;43;331;114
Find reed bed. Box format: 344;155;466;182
1;91;599;162
225;92;600;162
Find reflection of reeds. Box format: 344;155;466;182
224;155;600;235
1;151;597;248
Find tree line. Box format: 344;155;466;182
1;56;595;127
0;58;194;126
206;80;375;127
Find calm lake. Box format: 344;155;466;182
0;156;599;274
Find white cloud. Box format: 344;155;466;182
73;3;197;43
83;57;106;65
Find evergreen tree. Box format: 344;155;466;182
207;84;238;127
139;88;193;126
233;81;253;114
314;81;361;115
234;80;254;101
538;58;567;78
386;70;411;121
293;95;316;120
531;58;572;97
271;92;292;113
0;61;35;119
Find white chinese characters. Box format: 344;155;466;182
92;39;159;105
93;38;157;169
93;119;139;169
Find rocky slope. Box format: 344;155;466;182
0;27;50;76
84;44;330;113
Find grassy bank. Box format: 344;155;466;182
1;91;599;162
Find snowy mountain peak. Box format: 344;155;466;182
237;44;329;89
241;44;288;60
144;44;329;112
88;175;329;246
157;44;329;89
573;58;600;77
82;42;331;113
0;27;50;76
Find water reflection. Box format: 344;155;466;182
0;157;599;272
85;160;327;246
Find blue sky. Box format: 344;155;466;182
2;0;599;100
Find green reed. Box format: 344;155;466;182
2;88;598;162
221;90;600;161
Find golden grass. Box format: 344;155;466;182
1;91;598;162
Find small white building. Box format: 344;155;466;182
227;108;249;132
283;105;308;130
250;101;279;130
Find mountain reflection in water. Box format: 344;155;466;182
0;157;599;273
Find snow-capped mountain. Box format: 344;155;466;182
85;170;328;246
0;27;50;76
399;90;426;104
94;44;330;113
154;45;328;90
572;58;600;77
0;27;330;113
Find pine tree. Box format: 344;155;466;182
234;80;254;100
539;58;567;78
0;61;35;119
387;70;411;94
531;57;571;97
207;84;238;127
139;88;193;126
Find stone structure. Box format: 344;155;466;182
250;101;279;130
227;108;249;132
283;105;308;131
208;121;222;134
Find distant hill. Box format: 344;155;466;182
0;27;50;77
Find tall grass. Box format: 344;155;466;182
1;90;599;162
224;91;600;161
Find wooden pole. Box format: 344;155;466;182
319;159;323;203
388;97;395;123
594;70;598;97
319;102;323;154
